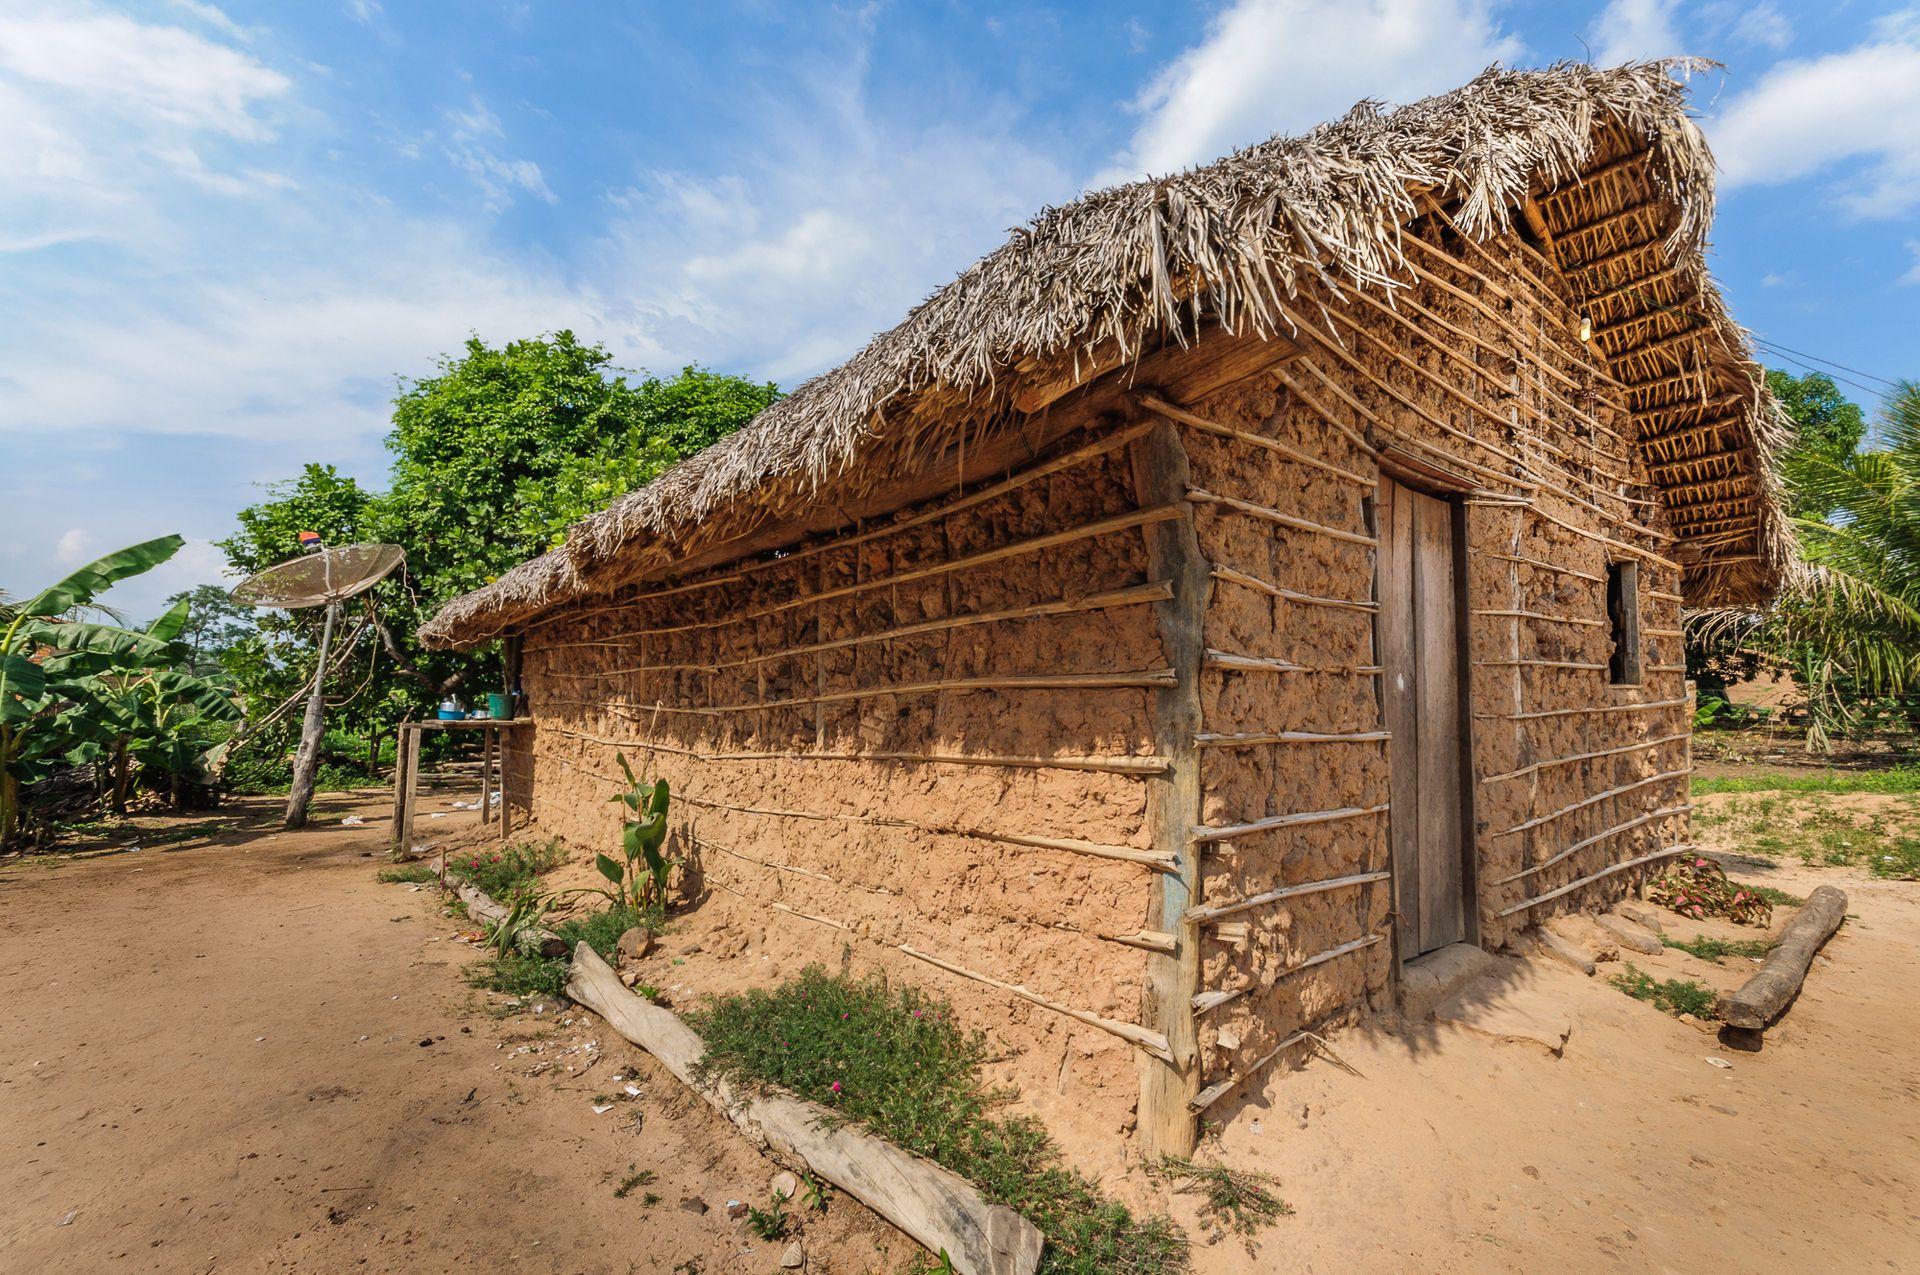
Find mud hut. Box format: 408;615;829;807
422;61;1785;1156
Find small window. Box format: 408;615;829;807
1606;561;1642;685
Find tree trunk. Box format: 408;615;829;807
110;737;130;815
284;601;339;830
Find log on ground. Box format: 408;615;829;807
1718;885;1848;1031
565;943;1043;1275
450;879;567;958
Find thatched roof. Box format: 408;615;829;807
423;59;1787;649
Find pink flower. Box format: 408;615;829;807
829;1081;842;1094
840;1013;849;1020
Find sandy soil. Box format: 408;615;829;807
4;792;1918;1273
0;793;905;1274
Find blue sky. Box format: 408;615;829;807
2;0;1916;620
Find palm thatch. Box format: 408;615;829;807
423;58;1786;649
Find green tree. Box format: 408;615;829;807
1768;369;1867;519
158;585;255;673
380;334;779;607
211;335;778;789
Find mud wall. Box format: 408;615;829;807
1175;218;1687;1102
511;434;1175;1143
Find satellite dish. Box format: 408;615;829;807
229;541;405;830
231;543;404;609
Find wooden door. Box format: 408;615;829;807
1376;477;1471;958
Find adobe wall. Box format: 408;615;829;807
511;435;1174;1151
1176;216;1687;1104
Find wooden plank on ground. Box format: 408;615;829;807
565;944;1044;1275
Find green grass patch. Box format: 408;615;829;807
688;966;1192;1274
1692;766;1920;796
1662;934;1773;963
377;863;440;884
1694;793;1920;872
444;840;567;900
1609;963;1719;1019
466;950;568;997
1870;836;1920;879
1742;882;1805;908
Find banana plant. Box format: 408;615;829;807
1;536;187;844
598;751;673;912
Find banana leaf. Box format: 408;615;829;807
18;536;184;619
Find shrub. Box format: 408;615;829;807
445;839;566;900
1648;857;1771;926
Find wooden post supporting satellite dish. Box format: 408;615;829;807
231;538;404;829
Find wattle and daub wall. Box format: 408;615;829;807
506;216;1689;1146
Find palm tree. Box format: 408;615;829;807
1692;381;1920;749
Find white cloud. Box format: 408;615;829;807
0;6;286;138
345;0;381;22
1700;0;1792;51
443;96;555;210
0;3;292;254
591;59;1072;384
1902;241;1920;287
1103;0;1523;182
1587;0;1680;66
1710;14;1920;218
168;1;249;44
54;528;95;565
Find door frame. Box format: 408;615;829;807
1373;457;1482;960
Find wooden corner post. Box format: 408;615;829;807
1128;408;1208;1157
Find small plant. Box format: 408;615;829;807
745;1193;790;1241
1153;1156;1291;1237
377;863;439;884
613;1165;655;1199
1610;963;1719;1019
601;753;676;911
799;1173;828;1214
1648;857;1771;926
1662;934;1773;963
485;890;557;957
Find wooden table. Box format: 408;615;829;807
391;718;532;853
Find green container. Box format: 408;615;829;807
487;692;512;719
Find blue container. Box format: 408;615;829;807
436;708;466;720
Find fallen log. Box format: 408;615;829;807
1717;885;1847;1032
450;879;567;958
564;943;1042;1275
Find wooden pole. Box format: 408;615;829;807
388;719;412;852
398;723;422;854
1128;412;1208;1158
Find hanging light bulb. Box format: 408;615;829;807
1578;314;1593;343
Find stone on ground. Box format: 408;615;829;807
1529;926;1597;975
1596;914;1663;955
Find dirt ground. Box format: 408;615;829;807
3;789;1918;1273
